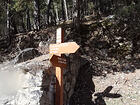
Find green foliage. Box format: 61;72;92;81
117;4;134;17
116;2;140;18
12;0;33;12
116;42;132;57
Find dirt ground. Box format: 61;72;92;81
93;69;140;105
69;56;140;105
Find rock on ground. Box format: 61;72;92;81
0;53;84;105
0;54;51;105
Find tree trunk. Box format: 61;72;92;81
26;8;31;31
55;5;59;24
51;2;57;25
72;0;83;31
11;14;18;34
21;16;26;33
72;0;77;28
84;0;88;15
62;0;68;21
47;0;53;25
6;0;10;36
33;0;40;31
12;18;18;34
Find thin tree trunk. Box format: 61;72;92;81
22;16;26;33
84;0;88;15
62;0;65;20
72;0;82;31
47;0;53;25
26;8;31;31
55;5;59;23
50;3;56;25
3;0;12;50
6;0;10;36
72;0;77;21
12;18;18;34
33;0;40;30
62;0;68;21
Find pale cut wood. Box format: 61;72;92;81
55;27;64;105
49;42;80;54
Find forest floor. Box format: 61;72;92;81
0;18;140;105
93;69;140;105
70;54;140;105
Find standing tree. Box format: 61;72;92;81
33;0;40;30
6;0;10;36
46;0;53;25
72;0;84;31
26;7;31;31
62;0;68;21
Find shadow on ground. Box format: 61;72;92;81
69;61;95;105
69;60;122;105
94;86;122;105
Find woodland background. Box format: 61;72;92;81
0;0;140;64
0;1;140;105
